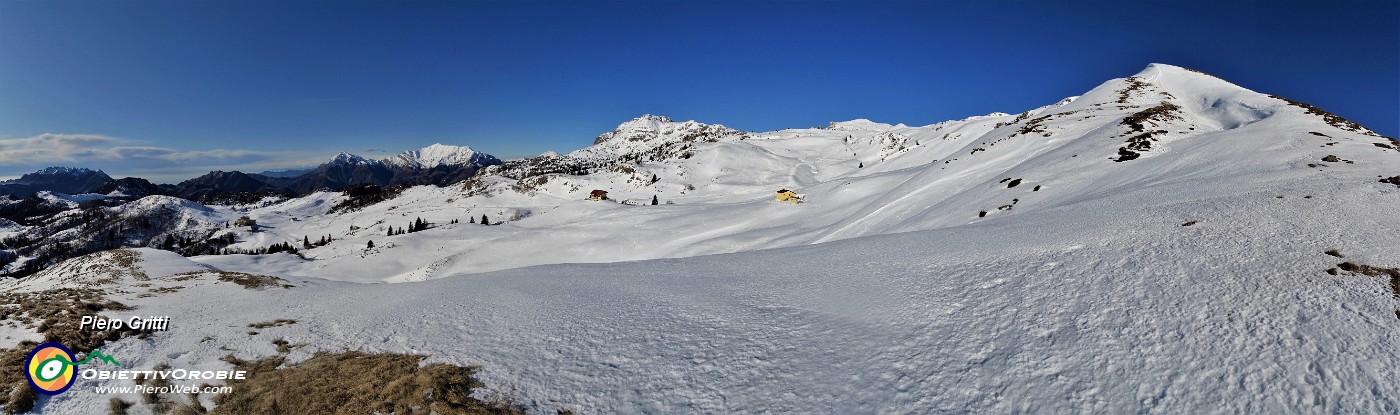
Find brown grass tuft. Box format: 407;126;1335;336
1270;94;1376;135
4;384;36;414
109;397;134;415
171;396;207;415
0;288;154;411
216;272;293;290
212;351;523;415
1336;262;1400;298
248;319;296;329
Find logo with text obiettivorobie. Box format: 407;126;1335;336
24;343;120;395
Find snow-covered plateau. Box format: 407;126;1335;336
2;64;1398;413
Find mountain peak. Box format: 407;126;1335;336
634;114;673;123
329;152;376;166
32;166;104;176
0;167;113;197
386;143;500;169
828;119;895;131
594;115;680;145
1130;63;1249;93
611;114;676;132
7;167;110;185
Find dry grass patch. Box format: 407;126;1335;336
0;288;154;413
1116;76;1150;103
216;272;293;290
4;381;36;414
248;319;296;329
109;397;134;415
0;345;37;412
171;272;206;282
1113;101;1182;162
1336;262;1400;298
1270;94;1376;135
212;351;523;415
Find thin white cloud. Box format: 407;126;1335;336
0;133;327;183
94;146;274;163
0;133;120;164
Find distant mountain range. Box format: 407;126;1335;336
3;63;1396;284
0;144;503;203
0;167;113;197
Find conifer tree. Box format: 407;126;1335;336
481;214;489;225
652;195;659;205
367;240;375;249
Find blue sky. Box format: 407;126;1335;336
1;1;1396;182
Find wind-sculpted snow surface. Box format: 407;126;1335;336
11;175;1399;413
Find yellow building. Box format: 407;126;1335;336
775;189;801;204
589;190;609;201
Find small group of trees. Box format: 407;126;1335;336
386;215;496;235
221;234;335;256
161;235;197;251
329;183;405;213
390;217;431;236
222;241;298;255
302;235;334;249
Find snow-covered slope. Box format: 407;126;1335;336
4;63;1399;414
191;64;1399;283
9;172;1400;412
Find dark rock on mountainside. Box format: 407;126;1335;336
174;171;292;204
92;177;173;198
0;167;113;197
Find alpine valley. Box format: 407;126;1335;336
2;64;1398;413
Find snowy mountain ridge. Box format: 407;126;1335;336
383;143;502;169
322;144;503;169
7;63;1396;281
168;62;1397;283
3;63;1399;414
0;166;113;197
326;151;381;166
570;114;752;160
